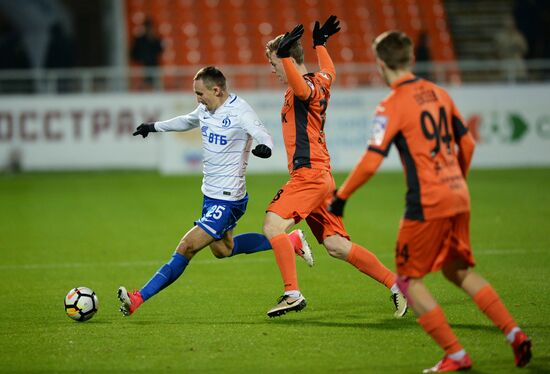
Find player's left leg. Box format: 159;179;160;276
443;260;532;367
442;212;532;368
322;234;407;317
308;196;407;318
210;229;314;266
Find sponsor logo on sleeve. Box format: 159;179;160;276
368;115;388;146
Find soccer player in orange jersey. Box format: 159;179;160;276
329;31;532;372
262;16;407;319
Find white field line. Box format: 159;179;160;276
0;248;545;271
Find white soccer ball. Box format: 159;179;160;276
64;287;99;322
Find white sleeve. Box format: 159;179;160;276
154;106;200;132
240;108;274;149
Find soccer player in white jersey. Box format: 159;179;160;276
118;66;313;316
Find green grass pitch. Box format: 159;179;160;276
0;168;549;373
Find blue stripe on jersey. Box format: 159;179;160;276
203;147;244;154
204;161;241;166
204;174;245;178
203;181;242;191
229;95;238;104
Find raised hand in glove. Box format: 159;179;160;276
133;123;156;138
276;24;304;58
328;190;347;217
313;15;341;47
251;144;272;159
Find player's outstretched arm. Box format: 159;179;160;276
277;25;312;100
133;122;156;138
312;15;340;81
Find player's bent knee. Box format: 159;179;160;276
322;236;349;260
442;263;469;287
176;239;199;258
209;244;231;259
211;250;227;259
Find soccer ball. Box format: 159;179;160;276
64;287;99;322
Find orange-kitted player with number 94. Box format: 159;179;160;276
329;31;532;373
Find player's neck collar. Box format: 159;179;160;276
391;73;417;89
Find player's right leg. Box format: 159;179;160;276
263;211;305;317
118;225;214;316
402;276;472;373
322;231;408;318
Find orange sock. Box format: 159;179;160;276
418;306;463;355
346;243;395;289
269;233;299;292
473;284;517;335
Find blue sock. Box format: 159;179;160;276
139;252;189;301
230;233;272;256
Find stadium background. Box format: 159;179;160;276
0;1;549;373
0;0;549;173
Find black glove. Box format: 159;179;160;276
313;15;341;47
133;123;156;138
251;144;272;159
328;191;347;217
276;24;304;58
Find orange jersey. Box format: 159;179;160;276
280;47;334;172
371;73;471;220
339;73;475;221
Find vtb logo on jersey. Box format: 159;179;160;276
202;126;228;145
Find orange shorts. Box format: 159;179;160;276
266;168;349;243
395;212;475;278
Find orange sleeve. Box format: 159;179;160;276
282;58;311;100
458;131;476;179
337;150;385;200
315;45;336;81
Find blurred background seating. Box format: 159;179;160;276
0;0;548;93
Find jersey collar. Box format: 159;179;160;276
390;73;418;89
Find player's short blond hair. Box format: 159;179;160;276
265;34;304;64
373;31;413;70
194;66;227;90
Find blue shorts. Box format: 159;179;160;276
194;194;248;240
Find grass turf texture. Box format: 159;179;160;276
0;168;548;373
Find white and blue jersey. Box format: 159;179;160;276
154;93;274;201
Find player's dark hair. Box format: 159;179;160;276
266;34;304;64
194;66;227;90
373;31;413;70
